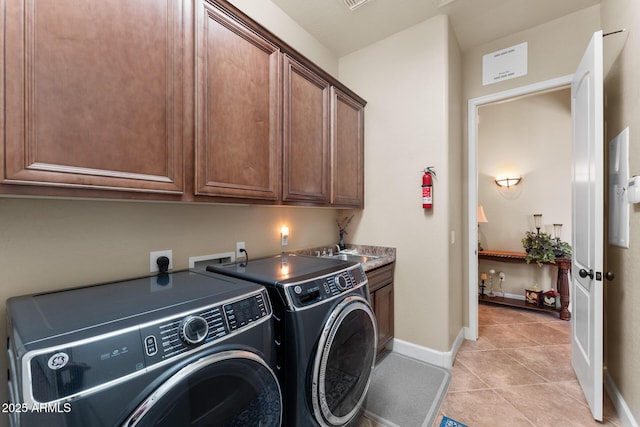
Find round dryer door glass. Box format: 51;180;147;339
312;297;377;426
124;351;282;427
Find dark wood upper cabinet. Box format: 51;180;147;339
1;0;365;206
2;0;185;194
331;88;365;208
282;55;331;204
194;1;281;201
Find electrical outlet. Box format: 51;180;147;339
150;250;173;273
236;242;246;259
499;271;506;281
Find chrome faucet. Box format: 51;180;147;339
334;244;341;254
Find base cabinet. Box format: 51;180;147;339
367;263;395;354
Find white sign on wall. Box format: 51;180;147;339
482;42;528;85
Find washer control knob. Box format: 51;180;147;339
180;316;209;346
334;274;348;291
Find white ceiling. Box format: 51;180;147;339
270;0;600;56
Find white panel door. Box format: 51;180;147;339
571;30;604;421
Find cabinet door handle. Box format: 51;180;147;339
579;268;594;279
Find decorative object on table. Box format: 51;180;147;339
551;223;572;257
336;214;354;250
498;271;505;297
487;269;496;297
553;223;563;240
477;205;488;251
479;272;487;296
543;289;561;309
525;284;543;306
522;215;572;266
533;213;543;234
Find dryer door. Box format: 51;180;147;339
312;296;377;426
123;350;282;427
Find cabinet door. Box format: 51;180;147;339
3;0;184;194
195;1;281;200
374;284;394;353
331;88;364;208
282;56;330;204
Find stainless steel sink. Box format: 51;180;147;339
329;254;379;264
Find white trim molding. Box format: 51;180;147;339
466;74;573;341
390;328;465;369
605;369;639;427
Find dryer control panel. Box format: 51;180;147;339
287;265;367;310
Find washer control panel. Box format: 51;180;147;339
141;290;269;364
26;289;271;404
287;265;367;309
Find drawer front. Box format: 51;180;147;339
366;263;394;292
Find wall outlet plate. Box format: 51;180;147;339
236;242;246;259
150;249;173;273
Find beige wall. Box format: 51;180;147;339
463;6;601;100
478;88;572;295
0;1;339;424
601;0;640;422
462;6;601;327
339;14;462;352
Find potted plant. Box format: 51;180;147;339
521;231;572;266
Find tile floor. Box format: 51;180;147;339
361;303;621;427
434;303;621;426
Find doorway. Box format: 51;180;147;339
477;86;572;317
467;75;573;341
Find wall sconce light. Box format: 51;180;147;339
280;225;289;247
494;176;522;188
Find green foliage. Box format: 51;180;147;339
521;231;572;266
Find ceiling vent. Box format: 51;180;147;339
343;0;374;11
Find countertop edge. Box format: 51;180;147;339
293;243;396;272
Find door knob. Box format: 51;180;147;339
579;268;594;279
604;271;615;281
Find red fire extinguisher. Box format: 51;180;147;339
422;167;436;209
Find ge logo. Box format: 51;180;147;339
47;352;69;370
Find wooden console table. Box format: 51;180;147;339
478;250;571;321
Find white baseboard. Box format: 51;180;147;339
605;370;639;427
390;328;465;369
